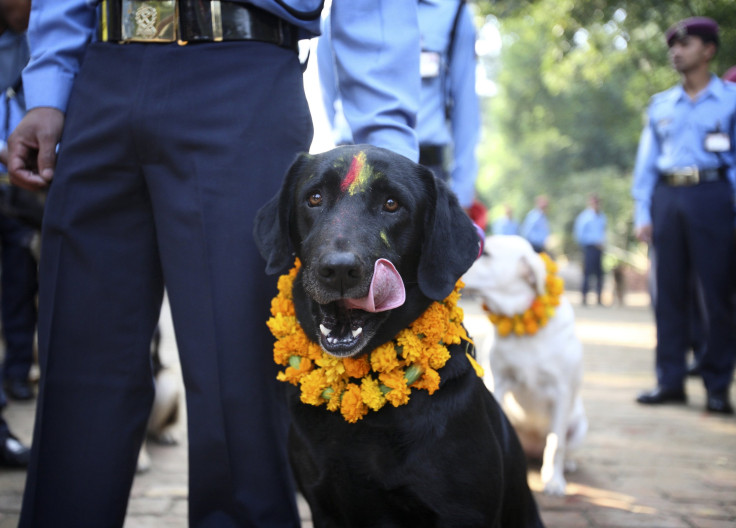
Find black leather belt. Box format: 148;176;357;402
660;166;727;186
99;0;298;51
419;145;445;167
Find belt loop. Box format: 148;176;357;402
210;0;223;42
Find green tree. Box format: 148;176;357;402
474;0;735;264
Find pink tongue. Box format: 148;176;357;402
343;259;406;313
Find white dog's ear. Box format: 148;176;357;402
519;253;547;296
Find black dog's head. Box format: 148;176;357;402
254;145;480;358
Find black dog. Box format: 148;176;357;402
255;145;543;527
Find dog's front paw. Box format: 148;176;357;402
543;474;567;496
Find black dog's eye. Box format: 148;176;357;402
308;193;323;207
383;198;400;212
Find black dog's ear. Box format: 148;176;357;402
418;167;481;300
253;153;310;275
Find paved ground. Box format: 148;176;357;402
1;281;734;527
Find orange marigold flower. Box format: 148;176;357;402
412;368;441;394
340;383;368;423
343;356;371;378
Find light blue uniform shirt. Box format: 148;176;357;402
1;29;29;170
631;74;736;228
519;208;549;249
573;208;606;246
492;217;518;235
317;0;479;205
22;0;421;161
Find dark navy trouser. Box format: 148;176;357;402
20;41;312;528
0;214;37;384
651;180;736;395
581;244;602;303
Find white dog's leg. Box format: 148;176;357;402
541;393;571;496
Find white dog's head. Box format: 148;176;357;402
463;235;547;316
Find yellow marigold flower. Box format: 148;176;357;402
326;383;344;412
360;377;386;411
370;342;401;373
343;356;371;378
300;370;328;406
513;319;525;336
340;383;368;423
425;343;451;370
266;313;298;339
496;318;513;337
397;330;423;364
316;354;346;386
525;320;539;335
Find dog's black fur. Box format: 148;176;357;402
255;145;544;527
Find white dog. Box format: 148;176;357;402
463;235;587;495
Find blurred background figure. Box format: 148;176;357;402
318;0;481;215
520;194;549;253
574;193;607;306
492;204;518;235
0;0;33;467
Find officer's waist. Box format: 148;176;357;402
659;166;727;186
99;0;298;50
419;145;445;167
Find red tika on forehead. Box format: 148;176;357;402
341;151;366;193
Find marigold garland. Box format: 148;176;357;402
267;259;479;423
483;252;564;338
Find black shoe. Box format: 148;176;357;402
4;379;34;401
636;386;687;405
706;392;734;415
0;434;30;468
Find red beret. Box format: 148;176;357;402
666;17;719;47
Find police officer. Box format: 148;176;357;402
520;194;550;253
318;0;480;212
492;204;519;235
574;193;606;306
5;0;421;525
0;0;36;404
631;17;736;414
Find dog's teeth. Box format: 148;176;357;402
352;327;363;338
320;324;332;337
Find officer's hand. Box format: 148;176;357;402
7;107;65;191
635;224;652;244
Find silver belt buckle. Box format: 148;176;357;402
670;166;699;185
122;0;178;42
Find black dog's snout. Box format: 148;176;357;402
318;252;363;291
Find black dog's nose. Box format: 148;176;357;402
318;252;363;291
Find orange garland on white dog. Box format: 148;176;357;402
483;252;564;337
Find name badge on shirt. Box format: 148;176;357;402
704;132;731;153
420;51;441;79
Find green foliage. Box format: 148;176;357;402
473;0;735;257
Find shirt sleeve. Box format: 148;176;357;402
22;0;98;112
448;4;480;208
316;20;337;127
330;0;420;161
631;109;659;229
